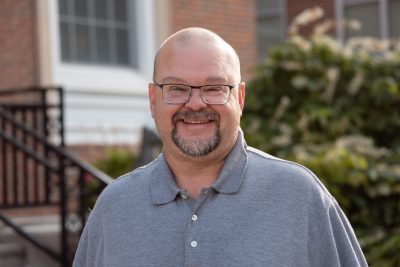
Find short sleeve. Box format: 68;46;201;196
309;198;368;267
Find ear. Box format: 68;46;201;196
148;83;156;118
238;82;245;115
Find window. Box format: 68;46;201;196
340;0;400;40
344;2;380;38
49;0;156;145
255;0;286;61
389;0;400;37
58;0;137;67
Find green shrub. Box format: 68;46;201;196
93;148;137;178
242;7;400;266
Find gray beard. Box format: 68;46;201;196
171;110;221;157
172;127;221;157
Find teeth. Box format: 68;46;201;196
184;120;209;124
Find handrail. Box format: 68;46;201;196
0;85;59;95
0;90;113;265
0;213;62;262
0;106;114;185
0;130;58;172
0;86;65;147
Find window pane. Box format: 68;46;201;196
116;29;129;65
96;27;111;63
257;16;283;60
114;0;127;22
256;0;281;11
76;24;91;61
60;22;71;60
344;2;380;39
58;0;136;66
389;0;400;37
74;0;88;17
59;0;69;15
95;0;108;20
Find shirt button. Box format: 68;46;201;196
181;193;188;199
203;189;209;195
191;241;198;248
192;214;198;221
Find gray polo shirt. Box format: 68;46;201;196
73;132;367;267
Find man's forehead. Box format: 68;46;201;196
160;76;228;84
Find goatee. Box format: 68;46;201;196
171;110;221;157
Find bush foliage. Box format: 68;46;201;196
93;148;137;178
242;8;400;266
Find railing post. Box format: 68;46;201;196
1;117;8;206
22;111;29;205
11;108;18;206
33;108;39;204
41;89;51;204
79;169;87;234
58;87;65;148
58;154;69;267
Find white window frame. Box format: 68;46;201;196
48;0;156;95
336;0;391;42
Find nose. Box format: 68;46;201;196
184;88;208;110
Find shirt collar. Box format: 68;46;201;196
210;130;248;194
150;154;181;205
150;130;248;205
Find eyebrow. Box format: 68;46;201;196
205;76;228;83
160;76;228;84
160;76;186;84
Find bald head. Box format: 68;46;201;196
153;27;241;82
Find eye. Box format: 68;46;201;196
167;85;189;95
202;86;226;95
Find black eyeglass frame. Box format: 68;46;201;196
154;83;238;105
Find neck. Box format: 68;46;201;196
169;156;224;198
164;141;234;199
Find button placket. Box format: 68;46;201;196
184;187;212;265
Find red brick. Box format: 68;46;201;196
171;0;257;81
0;0;39;90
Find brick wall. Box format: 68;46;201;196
0;0;39;90
286;0;336;36
171;0;257;81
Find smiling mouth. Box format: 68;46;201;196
173;110;220;127
182;119;213;124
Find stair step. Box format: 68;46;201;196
0;215;62;267
0;243;26;267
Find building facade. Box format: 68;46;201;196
1;0;398;146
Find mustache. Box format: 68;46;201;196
172;110;220;124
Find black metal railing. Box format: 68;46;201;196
0;87;113;266
0;86;65;147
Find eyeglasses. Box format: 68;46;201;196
155;83;237;105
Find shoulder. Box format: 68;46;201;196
94;157;160;206
245;146;333;205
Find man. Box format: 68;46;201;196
73;27;367;266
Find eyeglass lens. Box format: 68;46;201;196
162;84;230;104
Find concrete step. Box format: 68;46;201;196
0;215;61;267
0;243;26;267
0;215;60;235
